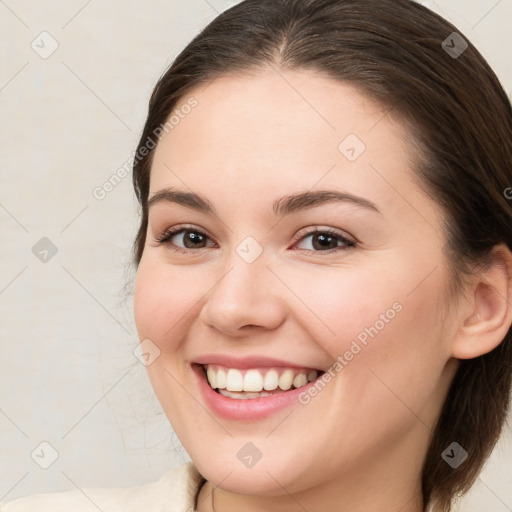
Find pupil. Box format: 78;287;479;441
185;231;205;248
313;233;337;250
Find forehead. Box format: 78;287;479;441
155;69;398;161
149;69;439;225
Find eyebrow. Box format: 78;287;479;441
273;190;380;216
147;188;214;214
147;188;380;216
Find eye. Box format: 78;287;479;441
154;225;356;254
291;227;356;253
154;226;216;253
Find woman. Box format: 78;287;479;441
3;0;511;511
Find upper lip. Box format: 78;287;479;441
193;354;323;371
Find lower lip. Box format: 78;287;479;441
192;364;320;421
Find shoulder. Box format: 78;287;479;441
0;463;204;512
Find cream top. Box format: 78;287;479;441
1;462;205;512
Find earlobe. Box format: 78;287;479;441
452;244;512;360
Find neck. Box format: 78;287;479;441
197;426;427;512
209;476;424;512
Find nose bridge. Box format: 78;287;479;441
213;239;269;307
200;236;285;333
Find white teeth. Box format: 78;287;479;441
205;365;321;393
293;373;307;388
216;367;226;389
219;390;275;399
243;370;263;392
278;369;294;390
207;367;217;389
263;369;279;391
226;369;243;391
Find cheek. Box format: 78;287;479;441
277;263;398;359
133;257;201;350
283;257;449;395
327;271;450;430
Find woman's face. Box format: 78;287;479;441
134;69;460;502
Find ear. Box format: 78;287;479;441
451;244;512;359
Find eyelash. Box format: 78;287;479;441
153;225;357;255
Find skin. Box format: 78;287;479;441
133;68;512;512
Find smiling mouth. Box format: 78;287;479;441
200;364;324;400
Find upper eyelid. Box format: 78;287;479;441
155;224;216;243
157;224;355;248
293;225;356;243
158;224;350;238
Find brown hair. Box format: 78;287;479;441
131;1;512;510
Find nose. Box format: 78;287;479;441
199;251;286;337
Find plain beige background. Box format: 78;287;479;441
0;0;511;510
